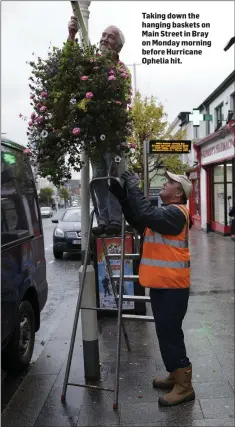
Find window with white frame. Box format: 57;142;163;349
214;103;224;130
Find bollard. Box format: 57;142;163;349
79;264;100;381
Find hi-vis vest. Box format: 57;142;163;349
139;204;190;289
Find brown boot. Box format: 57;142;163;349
152;372;175;390
158;364;195;407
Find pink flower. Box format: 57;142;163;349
86;92;94;99
108;75;116;81
130;143;136;149
81;75;88;81
120;68;126;73
40;106;47;112
118;61;124;66
72;127;81;136
19;113;23;118
36;116;43;124
121;73;129;79
30;95;35;99
41;91;48;98
28;121;33;126
108;70;115;75
31;113;36;120
23;148;31;155
115;101;122;105
36;103;42;109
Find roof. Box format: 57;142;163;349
197;70;235;110
1;137;25;152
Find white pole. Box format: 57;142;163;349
71;0;100;380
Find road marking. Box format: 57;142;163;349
48;260;54;264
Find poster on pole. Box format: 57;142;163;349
96;235;134;310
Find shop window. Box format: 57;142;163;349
213;164;224;183
213;183;225;225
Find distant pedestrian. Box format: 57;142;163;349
102;275;111;296
229;204;235;240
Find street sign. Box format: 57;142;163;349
149;140;191;154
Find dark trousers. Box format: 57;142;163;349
150;288;190;373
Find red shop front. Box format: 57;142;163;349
195;123;235;235
188;169;201;230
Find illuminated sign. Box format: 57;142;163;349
149;140;191;154
2;152;16;165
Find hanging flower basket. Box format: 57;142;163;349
24;41;133;186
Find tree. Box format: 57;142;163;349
39;187;54;206
127;92;190;186
58;187;69;208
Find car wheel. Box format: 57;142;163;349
53;248;63;259
2;300;35;373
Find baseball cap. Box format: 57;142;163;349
165;171;193;200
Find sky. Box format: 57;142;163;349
1;1;234;151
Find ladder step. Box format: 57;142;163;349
122;314;154;322
117;295;151;302
106;253;140;260
112;275;139;281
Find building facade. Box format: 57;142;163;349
171;70;235;235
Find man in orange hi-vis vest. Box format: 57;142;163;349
109;170;195;407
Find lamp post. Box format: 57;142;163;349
69;0;100;381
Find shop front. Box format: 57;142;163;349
189;169;201;229
197;127;235;235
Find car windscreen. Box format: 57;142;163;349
62;210;81;222
41;207;50;210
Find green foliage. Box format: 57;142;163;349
25;42;133;186
58;187;69;201
127;92;190;181
39;187;54;204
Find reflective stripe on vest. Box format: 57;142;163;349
141;258;190;269
144;234;188;248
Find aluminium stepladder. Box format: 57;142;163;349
61;176;154;410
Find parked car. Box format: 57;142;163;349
40;206;53;218
1;137;48;372
52;207;97;259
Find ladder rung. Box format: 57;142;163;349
112;275;139;281
122;314;154;322
106;253;140;260
117;295;151;302
80;307;118;311
68;382;114;392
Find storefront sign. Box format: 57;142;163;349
96;235;134;310
201;134;235;165
149;140;191;154
189;171;198;180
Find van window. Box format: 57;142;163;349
1;173;30;246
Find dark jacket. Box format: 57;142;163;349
120;185;192;236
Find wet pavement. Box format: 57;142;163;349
1;211;82;411
1;228;234;426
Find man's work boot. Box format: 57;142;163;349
92;224;106;235
158;364;195;407
152;372;175;390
